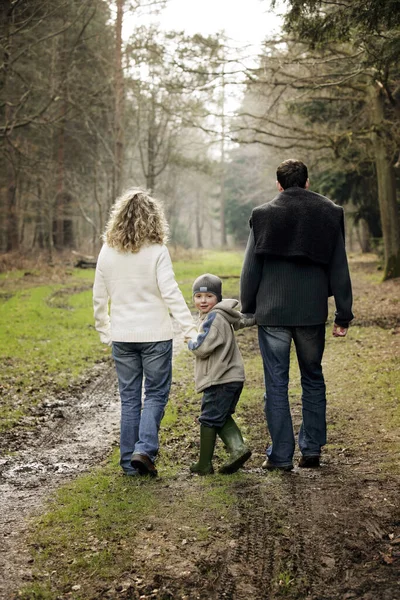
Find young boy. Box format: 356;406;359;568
188;273;254;475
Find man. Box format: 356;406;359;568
240;159;353;471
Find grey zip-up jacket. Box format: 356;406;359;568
188;299;254;393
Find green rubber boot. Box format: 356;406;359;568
218;416;252;474
190;425;217;475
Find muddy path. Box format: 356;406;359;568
0;361;121;598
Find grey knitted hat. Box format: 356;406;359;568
192;273;222;302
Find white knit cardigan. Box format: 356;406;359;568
93;243;197;344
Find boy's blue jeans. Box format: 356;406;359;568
258;325;326;467
112;340;172;475
199;382;244;428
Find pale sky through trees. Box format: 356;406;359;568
124;1;284;116
125;0;284;47
151;0;282;44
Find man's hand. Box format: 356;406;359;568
332;323;348;337
235;314;256;330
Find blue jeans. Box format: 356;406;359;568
112;340;172;475
258;325;326;467
199;382;244;428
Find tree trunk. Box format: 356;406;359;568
54;121;66;248
113;0;125;201
195;191;203;248
370;85;400;279
146;94;156;192
6;153;18;251
0;1;11;94
53;28;75;249
357;218;371;253
2;1;19;251
33;183;47;249
219;63;227;247
93;160;102;254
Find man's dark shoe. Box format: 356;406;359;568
262;459;293;472
298;455;320;468
131;453;158;477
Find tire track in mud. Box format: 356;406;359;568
215;481;280;600
213;473;322;600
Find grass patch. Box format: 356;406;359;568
0;277;105;431
21;471;242;599
324;325;400;471
20;464;159;599
173;249;244;301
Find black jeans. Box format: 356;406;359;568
199;381;244;428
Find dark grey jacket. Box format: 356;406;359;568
240;189;354;328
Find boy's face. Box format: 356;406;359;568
194;292;218;314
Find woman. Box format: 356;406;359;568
93;188;196;477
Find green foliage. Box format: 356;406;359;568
265;0;400;269
225;196;254;244
289;98;364;126
280;0;400;43
313;165;382;238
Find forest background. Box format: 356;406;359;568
0;0;399;279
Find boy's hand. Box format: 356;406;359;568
332;323;348;337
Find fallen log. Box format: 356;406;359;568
75;259;97;269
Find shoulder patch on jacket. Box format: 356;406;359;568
188;312;217;351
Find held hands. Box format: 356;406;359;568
332;323;348;337
235;314;256;330
100;333;112;346
184;335;198;351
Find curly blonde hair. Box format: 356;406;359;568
103;188;169;252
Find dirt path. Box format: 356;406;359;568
0;361;120;598
211;407;400;600
1;257;399;600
